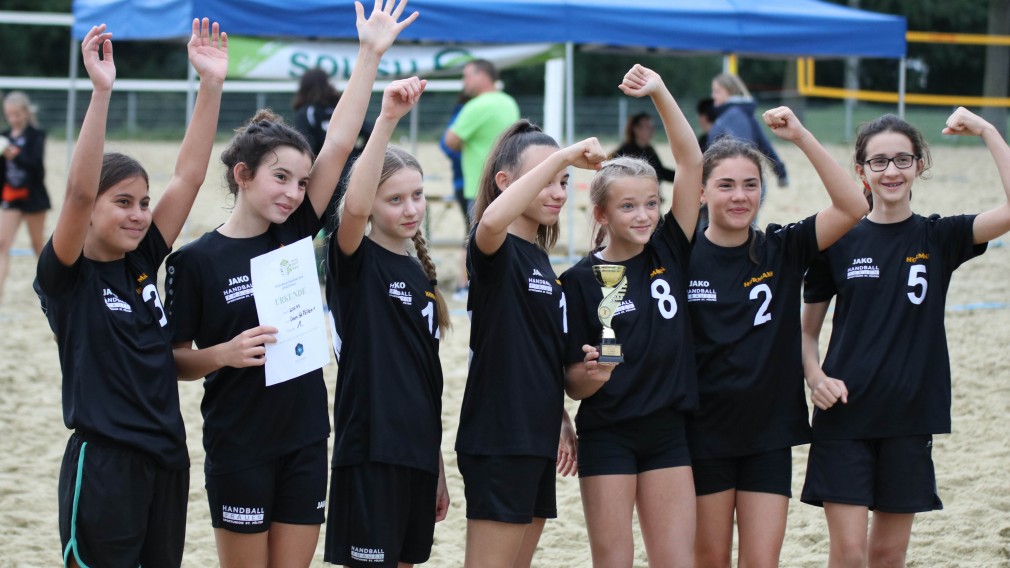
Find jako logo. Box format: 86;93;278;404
229;275;250;286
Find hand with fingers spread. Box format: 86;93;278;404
618;63;665;99
221;325;278;368
809;372;848;411
942;106;993;137
188;18;228;84
355;0;419;56
81;24;116;91
556;410;578;477
564;137;608;171
380;76;427;121
762;106;809;143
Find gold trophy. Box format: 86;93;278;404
592;264;628;364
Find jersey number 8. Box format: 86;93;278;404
650;279;678;320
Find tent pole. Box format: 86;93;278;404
565;41;575;263
66;27;78;172
898;57;907;118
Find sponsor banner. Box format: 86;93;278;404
228;37;555;80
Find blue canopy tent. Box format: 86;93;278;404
72;0;905;58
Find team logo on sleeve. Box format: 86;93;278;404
687;280;717;302
223;274;254;303
846;257;880;279
388;281;413;305
102;288;132;313
528;268;554;295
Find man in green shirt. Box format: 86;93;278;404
444;59;520;207
444;59;520;298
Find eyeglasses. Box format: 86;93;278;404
863;154;919;172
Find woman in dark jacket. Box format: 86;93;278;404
709;73;788;189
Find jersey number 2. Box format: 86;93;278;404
907;265;928;305
749;283;772;326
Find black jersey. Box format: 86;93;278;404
327;237;443;475
686;216;819;460
455;230;566;459
34;226;188;470
803;214;985;440
561;212;698;432
165;199;329;475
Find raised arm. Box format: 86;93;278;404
152;18;228;247
941;107;1010;244
337;77;426;256
51;25;115;266
764;107;868;250
475;137;606;255
618;64;703;240
306;0;418;217
801;300;847;410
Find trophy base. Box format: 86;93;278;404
597;340;624;364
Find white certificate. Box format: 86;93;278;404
250;236;331;386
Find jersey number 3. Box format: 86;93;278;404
749;283;772;326
907;264;928;305
142;284;168;328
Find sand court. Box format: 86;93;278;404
1;136;1008;566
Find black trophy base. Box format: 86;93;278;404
597;339;624;364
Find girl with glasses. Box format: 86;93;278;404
801;108;1010;567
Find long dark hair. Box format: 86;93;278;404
292;68;340;110
470;119;561;251
221;109;313;195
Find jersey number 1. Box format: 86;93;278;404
421;302;440;339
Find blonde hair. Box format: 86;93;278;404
3;91;39;127
712;73;752;99
589;156;658;249
341;146;451;336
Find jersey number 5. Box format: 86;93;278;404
749;283;772;326
907;265;928;305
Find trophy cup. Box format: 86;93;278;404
592;264;628;364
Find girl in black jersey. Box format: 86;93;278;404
323;76;450;568
800;108;1010;567
34;21;227;568
456;120;606;566
165;3;416;566
561;64;702;567
687;108;868;568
